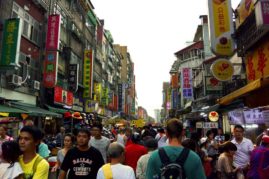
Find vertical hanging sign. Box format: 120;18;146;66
45;14;61;51
83;49;94;98
68;64;79;92
118;84;123;112
181;68;193;99
1;18;22;67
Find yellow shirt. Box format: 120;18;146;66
19;154;49;179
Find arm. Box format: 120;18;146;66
58;170;67;179
136;157;144;179
145;153;159;179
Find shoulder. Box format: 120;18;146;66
37;156;49;169
244;138;253;144
90;146;102;155
186;149;200;161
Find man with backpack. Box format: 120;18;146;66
18;126;49;179
146;118;206;179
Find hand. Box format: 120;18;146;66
51;166;58;172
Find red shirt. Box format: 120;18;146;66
125;143;147;170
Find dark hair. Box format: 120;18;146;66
166;118;183;138
206;130;214;137
92;122;103;131
219;141;237;153
234;125;244;132
20;126;42;142
77;128;91;137
145;138;158;150
0;125;8;131
157;128;165;133
64;133;75;143
2;141;21;167
182;139;196;151
131;133;141;143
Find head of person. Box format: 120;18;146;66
60;127;65;134
24;120;34;126
261;135;269;147
157;128;165;134
218;128;223;135
166;118;183;140
19;126;42;153
2;141;21;165
91;122;103;138
182;138;196;151
107;142;125;163
206;130;214;140
145;138;158;152
64;133;74;148
219;141;237;156
131;133;141;144
76;128;91;148
199;137;209;149
0;125;7;137
125;127;132;137
233;125;244;141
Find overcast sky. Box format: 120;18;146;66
91;0;241;117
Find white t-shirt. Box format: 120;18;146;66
0;162;23;179
97;163;135;179
89;136;110;163
155;133;167;148
231;137;254;168
116;134;126;146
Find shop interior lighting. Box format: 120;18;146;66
201;106;210;110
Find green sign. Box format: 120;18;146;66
1;18;21;67
101;87;109;106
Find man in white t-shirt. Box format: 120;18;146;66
231;125;254;176
97;142;135;179
89;123;110;163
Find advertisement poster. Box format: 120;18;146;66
181;68;193;99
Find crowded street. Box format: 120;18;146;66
0;0;269;179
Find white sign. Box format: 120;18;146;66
243;109;265;124
203;122;219;128
228;109;245;125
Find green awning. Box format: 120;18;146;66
0;104;28;113
11;102;62;118
46;105;70;114
87;10;97;26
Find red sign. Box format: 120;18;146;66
43;51;58;88
46;14;61;51
54;86;73;106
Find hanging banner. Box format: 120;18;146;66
208;0;235;56
243;109;265;124
211;59;234;81
68;64;79;92
181;68;193;99
43;51;59;88
93;83;102;102
54;86;73;106
46;14;61;51
228;109;245;125
236;0;255;28
118;84;123;112
1;18;22;67
83;49;94;98
85;100;97;113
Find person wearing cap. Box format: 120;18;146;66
247;135;269;179
136;138;158;179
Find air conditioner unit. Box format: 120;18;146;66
10;74;22;86
33;80;40;90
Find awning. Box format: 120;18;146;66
11;102;62;118
0;104;28;113
46;105;70;114
217;77;269;105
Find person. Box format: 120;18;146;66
247;135;269;179
199;137;213;177
217;141;240;179
89;122;110;163
182;138;196;152
97;142;135;179
125;127;133;146
51;133;74;172
0;125;13;161
0;141;23;179
18;126;49;179
215;128;225;144
256;128;269;146
125;133;147;171
116;128;126;146
146;118;206;179
136;138;158;179
155;128;167;148
231;125;254;177
59;128;104;179
24;120;34;127
38;132;50;159
206;130;218;158
55;127;65;148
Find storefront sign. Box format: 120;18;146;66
243;109;265;124
83;50;94;98
211;59;234;81
68;64;79;92
171;73;179;88
255;0;269;28
196;122;203;128
203;122;219;128
118;84;123;112
208;111;219;122
94;83;102;102
54;86;73;106
46;14;61;51
181;68;193;99
172;89;178;109
236;0;255;28
245;41;269;82
85;100;97;113
208;0;235;56
228;109;244;124
205;76;223;91
101;87;109;106
43;51;58;88
1;18;22;67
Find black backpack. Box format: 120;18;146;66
158;147;190;179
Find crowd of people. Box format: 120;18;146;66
0;119;268;179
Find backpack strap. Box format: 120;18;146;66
175;148;190;167
33;155;43;176
102;163;113;179
158;148;170;166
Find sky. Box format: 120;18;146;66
91;0;241;117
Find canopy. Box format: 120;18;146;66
0;104;28;113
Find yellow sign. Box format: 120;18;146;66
208;111;219;122
83;50;93;98
208;0;235;56
94;83;102;102
211;59;234;81
236;0;256;28
131;119;145;128
245;40;269;83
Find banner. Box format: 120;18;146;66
68;64;79;92
93;83;102;102
54;86;73;106
46;14;61;51
208;0;235;56
101;87;109;106
43;51;58;88
243;109;265;124
236;0;255;28
1;18;22;67
83;50;94;98
118;84;123;112
181;68;193;99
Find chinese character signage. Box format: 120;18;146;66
208;0;235;56
244;109;265;124
181;68;193;99
255;0;269;28
245;40;269;83
101;87;109;106
205;76;223;91
210;59;234;81
228;109;245;125
85;100;97;113
83;50;94;98
46;14;61;51
118;84;123;112
68;64;79;92
54;86;73;106
43;51;58;88
94;83;102;102
1;18;22;67
172;89;178;109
